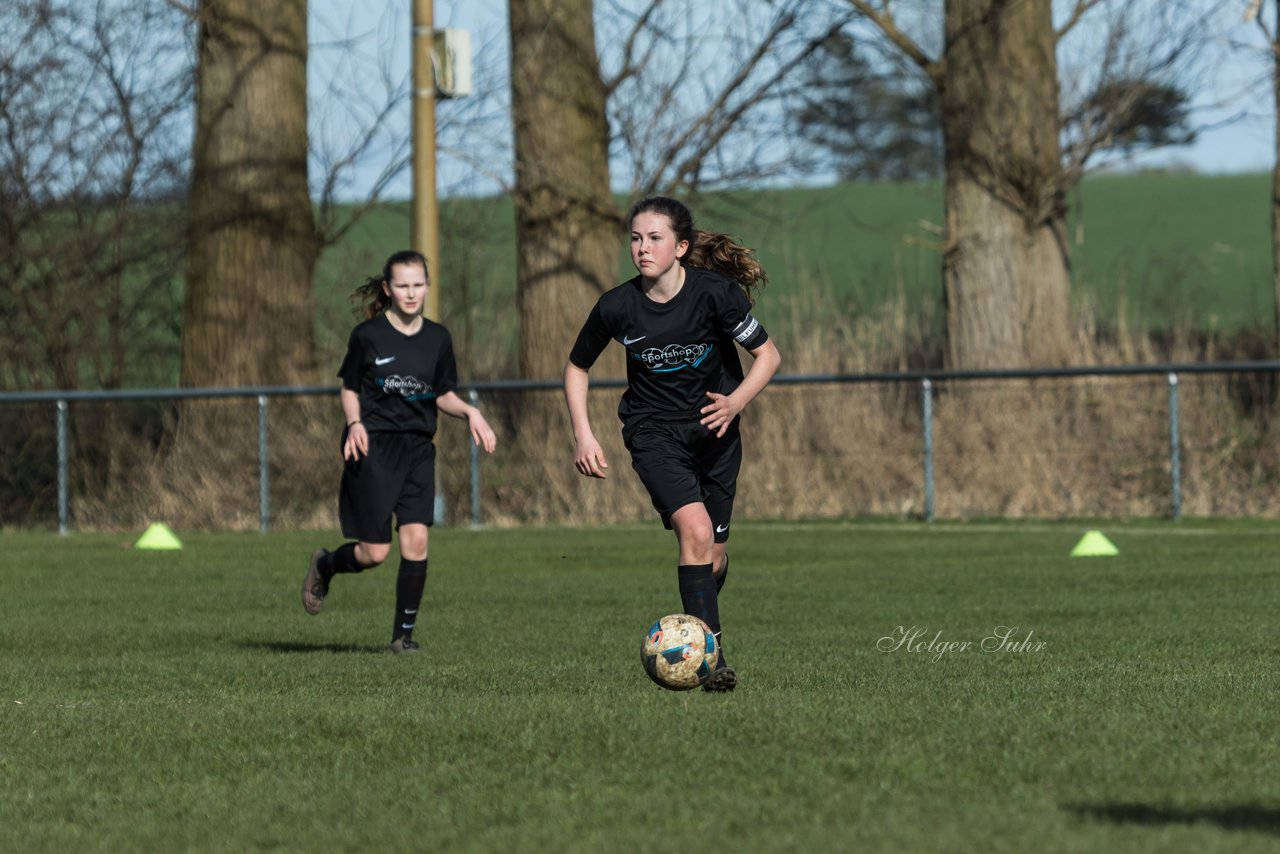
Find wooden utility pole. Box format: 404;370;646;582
412;0;440;321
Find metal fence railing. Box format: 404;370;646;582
3;360;1279;533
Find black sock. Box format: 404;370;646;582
319;542;365;581
393;558;428;641
678;563;726;668
714;555;729;594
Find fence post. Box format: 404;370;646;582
922;379;934;522
57;399;68;535
258;394;269;533
468;388;481;528
1167;372;1181;520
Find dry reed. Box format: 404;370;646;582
5;284;1277;531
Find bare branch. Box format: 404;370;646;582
314;89;412;247
1058;0;1219;181
634;9;796;193
846;0;940;81
619;2;855;196
656;14;856;195
602;0;668;94
1254;1;1277;49
0;0;189;390
1055;0;1104;43
161;0;198;20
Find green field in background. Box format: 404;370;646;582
315;173;1273;358
88;173;1270;386
3;522;1277;850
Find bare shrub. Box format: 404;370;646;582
11;288;1279;531
446;290;1280;527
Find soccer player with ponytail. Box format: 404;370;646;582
302;250;496;653
564;197;782;692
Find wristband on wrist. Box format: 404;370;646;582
347;419;361;427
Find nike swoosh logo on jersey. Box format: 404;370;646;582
715;523;729;533
375;356;395;365
622;335;646;345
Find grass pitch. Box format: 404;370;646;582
3;522;1278;851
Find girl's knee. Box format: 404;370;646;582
678;522;714;554
398;525;429;561
693;528;715;553
359;542;391;566
671;504;714;561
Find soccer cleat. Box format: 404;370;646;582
301;549;329;615
702;664;737;693
388;637;421;654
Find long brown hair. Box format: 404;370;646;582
627;196;768;305
349;250;430;320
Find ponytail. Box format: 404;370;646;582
349;276;391;320
349;249;430;319
686;230;768;306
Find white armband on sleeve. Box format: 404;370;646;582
732;314;767;348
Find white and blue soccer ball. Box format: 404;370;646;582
640;613;719;691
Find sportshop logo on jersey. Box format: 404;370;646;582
630;342;712;373
377;375;436;400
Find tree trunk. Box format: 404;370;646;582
509;0;617;380
182;0;317;387
1273;0;1280;357
940;0;1071;370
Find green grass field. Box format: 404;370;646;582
3;522;1278;851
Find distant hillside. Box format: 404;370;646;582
313;172;1275;376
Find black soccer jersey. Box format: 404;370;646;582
568;267;769;426
338;314;458;438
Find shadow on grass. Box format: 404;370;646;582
236;640;386;655
1067;803;1280;836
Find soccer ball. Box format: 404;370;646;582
640;614;719;691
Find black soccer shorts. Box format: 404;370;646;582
338;429;436;543
623;417;741;542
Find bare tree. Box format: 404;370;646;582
306;4;414;249
792;33;944;182
1057;0;1218;182
305;3;512;244
180;0;317;387
508;0;617;380
1270;0;1280;357
842;0;1072;368
0;0;192;528
793;28;1196;184
846;0;1220;369
949;0;1072;369
600;0;854;196
0;0;191;391
1245;0;1280;354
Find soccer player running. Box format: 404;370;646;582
302;250;497;653
564;197;781;692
